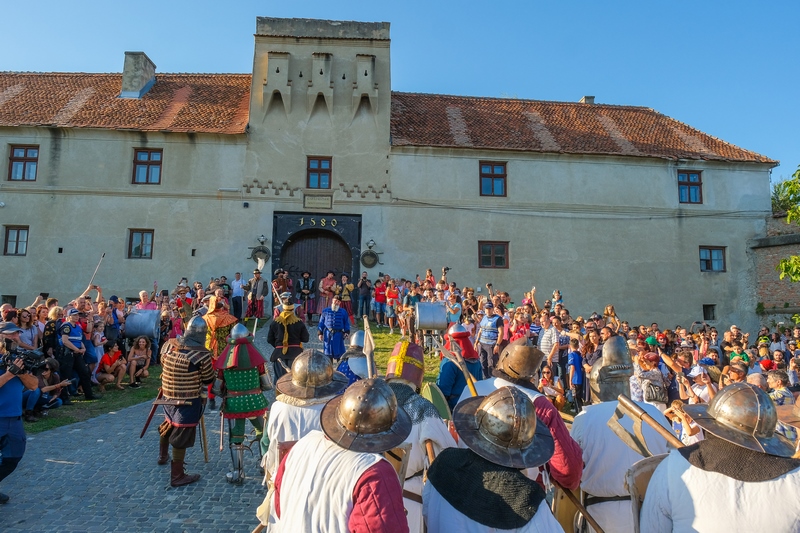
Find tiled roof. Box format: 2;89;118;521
390;92;777;165
0;73;251;134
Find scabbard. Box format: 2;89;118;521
139;388;164;438
199;415;209;463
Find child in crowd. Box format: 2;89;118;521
567;338;584;413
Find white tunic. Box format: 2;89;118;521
641;448;800;532
261;395;329;481
273;430;383;533
570;401;671;533
423;484;564;533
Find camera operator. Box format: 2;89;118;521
0;321;39;504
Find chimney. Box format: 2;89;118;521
579;96;595;104
120;52;156;99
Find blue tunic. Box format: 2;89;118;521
317;307;350;359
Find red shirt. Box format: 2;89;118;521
99;349;123;372
374;285;387;304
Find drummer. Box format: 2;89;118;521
474;303;504;379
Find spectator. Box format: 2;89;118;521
36;358;69;411
632;351;669;412
126;336;151;388
664;400;704;446
356;272;371;319
97;344;126;391
230;272;245;319
767;370;794;406
747;372;768;391
567;338;584;413
16;309;40;350
60;309;99;401
537;364;566;411
385;280;400;334
373;279;387;327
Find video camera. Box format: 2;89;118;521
0;348;47;374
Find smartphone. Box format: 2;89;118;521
40;292;49;298
161;289;169;297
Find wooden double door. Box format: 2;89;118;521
279;229;353;284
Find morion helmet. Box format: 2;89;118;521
495;337;545;382
275;349;348;400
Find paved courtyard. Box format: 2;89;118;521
1;324;322;533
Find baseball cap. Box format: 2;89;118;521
0;321;23;334
483;302;494;309
645;336;658;346
687;365;706;378
66;308;80;316
108;295;120;303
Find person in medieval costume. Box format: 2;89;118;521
457;337;583;491
385;338;457;533
245;269;269;319
438;324;483;411
640;383;800;532
256;349;350;527
212;322;272;484
267;293;309;381
157;316;215;487
336;330;370;385
335;273;355;325
295;271;316;323
316;270;337;316
269;378;411;533
424;386;563;532
570;335;671;533
203;295;238;411
317;295;350;361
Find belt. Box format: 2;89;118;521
584;494;631;507
227;388;262;397
327;329;344;333
403;489;423;504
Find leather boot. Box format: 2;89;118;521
24;410;39;423
170;461;200;487
157;440;169;465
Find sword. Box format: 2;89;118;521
199;414;209;463
139;388;164;438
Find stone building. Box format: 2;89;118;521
0;17;777;329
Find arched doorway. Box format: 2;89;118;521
279;229;353;283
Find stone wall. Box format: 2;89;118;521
753;215;800;311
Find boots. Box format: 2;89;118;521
157;440;169;465
24;410;39;423
225;444;246;484
170;461;200;487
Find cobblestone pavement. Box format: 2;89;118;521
1;322;323;533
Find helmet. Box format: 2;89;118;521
275;349;348;399
385;340;425;390
453;386;554;469
588;335;633;404
684;382;794;457
320;378;412;453
349;330;365;348
229;323;250;340
182;315;207;348
448;323;469;338
495;337;544;382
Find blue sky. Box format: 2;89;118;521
4;0;798;180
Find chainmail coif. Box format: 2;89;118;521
388;381;440;424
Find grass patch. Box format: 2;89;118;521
25;367;163;434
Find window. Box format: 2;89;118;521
1;295;17;307
678;170;702;204
132;149;162;184
307;156;332;189
480;162;506;197
479;241;509;269
4;225;28;256
703;304;716;321
8;145;39;181
128;229;154;259
699;246;725;272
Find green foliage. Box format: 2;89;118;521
776;166;800;282
756;302;766;315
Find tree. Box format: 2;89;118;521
776;165;800;282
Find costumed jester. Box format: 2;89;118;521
267;292;309;381
385;338;457;533
317;295;350;361
212;322;272;484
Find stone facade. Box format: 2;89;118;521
752;215;800;313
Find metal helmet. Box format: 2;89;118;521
495;337;544;382
229;322;250;340
279;292;294;312
320;378;412;453
385;340;425;390
588;335;633;404
448;323;469;338
349;330;365;348
684;382;795;457
275;349;348;400
453;386;554;469
182;315;208;348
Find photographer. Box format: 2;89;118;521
0;321;39;504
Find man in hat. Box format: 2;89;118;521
385;339;457;533
424;386;562;532
271;269;290;319
157;315;215;487
295;270;316;323
212;323;271;484
267;293;309;380
642;383;800;532
457;338;583;491
317;295;350;361
571;335;671;532
245;269;269;319
269;378;411;532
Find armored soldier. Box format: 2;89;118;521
570;335;671;532
212;322;272;484
385;339;457;533
336;330;370;385
157;316;215;487
457;337;583;491
270;378;411;532
438;323;483;410
266;294;309;381
424;386;563;532
317;295;350;361
642;383;800;532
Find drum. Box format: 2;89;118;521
415;302;447;330
124;309;161;339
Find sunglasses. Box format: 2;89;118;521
542;371;552;375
